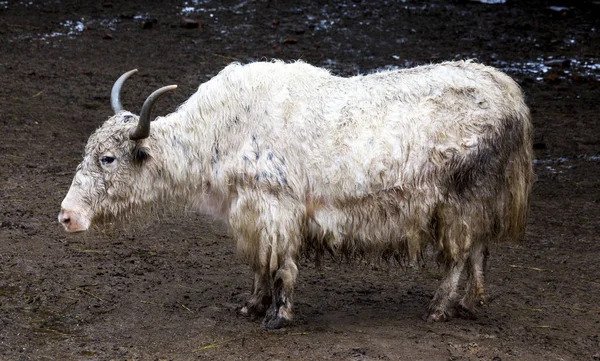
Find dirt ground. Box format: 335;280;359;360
1;0;599;360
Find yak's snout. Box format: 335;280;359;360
58;204;90;233
59;172;94;233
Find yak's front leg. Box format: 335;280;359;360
230;191;302;329
262;235;298;329
240;270;271;318
234;228;271;318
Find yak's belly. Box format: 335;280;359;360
307;196;434;260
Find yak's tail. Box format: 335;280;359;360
503;99;534;242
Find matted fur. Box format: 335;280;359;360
60;60;533;327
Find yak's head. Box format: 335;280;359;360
58;70;177;232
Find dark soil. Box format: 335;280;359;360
1;1;599;360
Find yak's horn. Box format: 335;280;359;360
129;85;177;141
111;69;138;114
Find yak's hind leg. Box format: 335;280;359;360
426;256;466;322
457;242;489;319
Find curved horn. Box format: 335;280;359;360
111;69;138;114
129;85;178;141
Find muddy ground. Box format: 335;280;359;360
1;0;599;360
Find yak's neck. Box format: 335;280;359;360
146;101;231;217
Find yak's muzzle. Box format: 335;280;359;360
58;207;90;233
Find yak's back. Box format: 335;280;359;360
261;61;532;202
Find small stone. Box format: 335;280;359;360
103;33;113;40
545;59;571;68
181;18;201;29
533;132;546;150
141;20;154;29
543;71;561;84
282;37;298;45
548;6;570;12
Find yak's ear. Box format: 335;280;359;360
132;145;151;166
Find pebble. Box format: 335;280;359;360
181;18;202;29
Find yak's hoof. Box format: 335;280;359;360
261;315;290;329
240;304;267;319
456;303;478;320
424;309;449;322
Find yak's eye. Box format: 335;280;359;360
100;155;116;165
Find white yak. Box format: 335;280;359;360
59;60;533;328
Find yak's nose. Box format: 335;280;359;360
58;208;72;229
58;202;90;232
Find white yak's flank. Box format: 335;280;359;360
59;60;533;328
